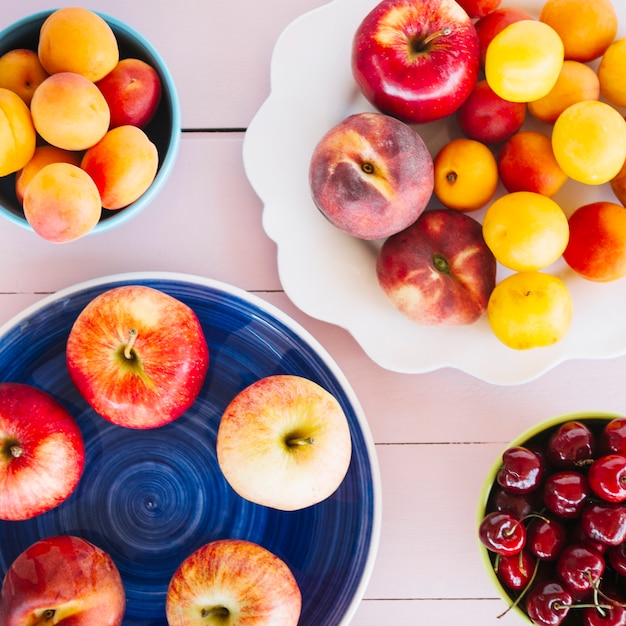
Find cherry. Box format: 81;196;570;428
548;421;596;469
557;543;605;594
570;522;609;555
526;579;574;625
496;550;536;591
608;543;626;577
497;446;545;494
479;511;526;556
527;515;568;561
589;455;626;503
600;418;626;456
581;502;626;546
489;486;542;518
583;604;626;626
543;470;590;519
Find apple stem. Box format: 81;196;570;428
416;27;452;50
287;436;315;448
9;445;23;458
124;328;138;360
201;607;230;619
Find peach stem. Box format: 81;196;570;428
124;328;138;360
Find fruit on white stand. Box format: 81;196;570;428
216;374;352;511
376;208;497;325
0;535;126;626
352;0;480;124
0;382;85;521
309;111;434;239
66;284;209;429
165;538;302;626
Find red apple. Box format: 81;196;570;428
455;0;502;19
166;539;301;626
0;535;125;626
376;208;497;325
352;0;480;124
217;375;352;511
96;58;162;129
456;79;526;144
66;284;209;429
0;382;84;521
309;112;434;240
474;7;534;67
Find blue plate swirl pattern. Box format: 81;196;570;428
0;272;381;625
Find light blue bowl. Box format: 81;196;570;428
0;10;181;236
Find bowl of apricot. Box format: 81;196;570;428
478;412;626;625
0;8;180;242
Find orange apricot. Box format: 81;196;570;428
598;38;626;108
539;0;617;62
528;60;600;125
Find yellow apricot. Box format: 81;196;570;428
38;7;119;82
30;72;110;151
0;48;49;106
0;87;36;177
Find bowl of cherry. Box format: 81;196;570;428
478;412;626;626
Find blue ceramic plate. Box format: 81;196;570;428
0;272;381;625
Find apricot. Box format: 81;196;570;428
30;72;110;151
528;60;600;125
16;145;82;205
81;125;159;210
563;202;626;282
498;131;568;198
610;159;626;208
0;48;49;106
474;7;534;67
598;39;626;109
539;0;617;63
38;7;119;82
0;87;37;177
23;163;102;243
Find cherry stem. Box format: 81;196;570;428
124;328;138;360
9;445;23;458
287;436;315;448
497;557;540;619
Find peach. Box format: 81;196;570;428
309;112;434;240
528;60;600;125
456;79;526;145
474;7;534;67
540;0;618;63
610;158;626;208
15;145;82;204
38;7;119;82
81;125;159;210
30;72;110;151
96;58;162;129
23;162;102;243
0;48;49;106
376;209;496;326
0;87;36;177
498;131;568;197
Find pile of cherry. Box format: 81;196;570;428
479;417;626;626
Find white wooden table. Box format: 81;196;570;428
2;1;626;624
